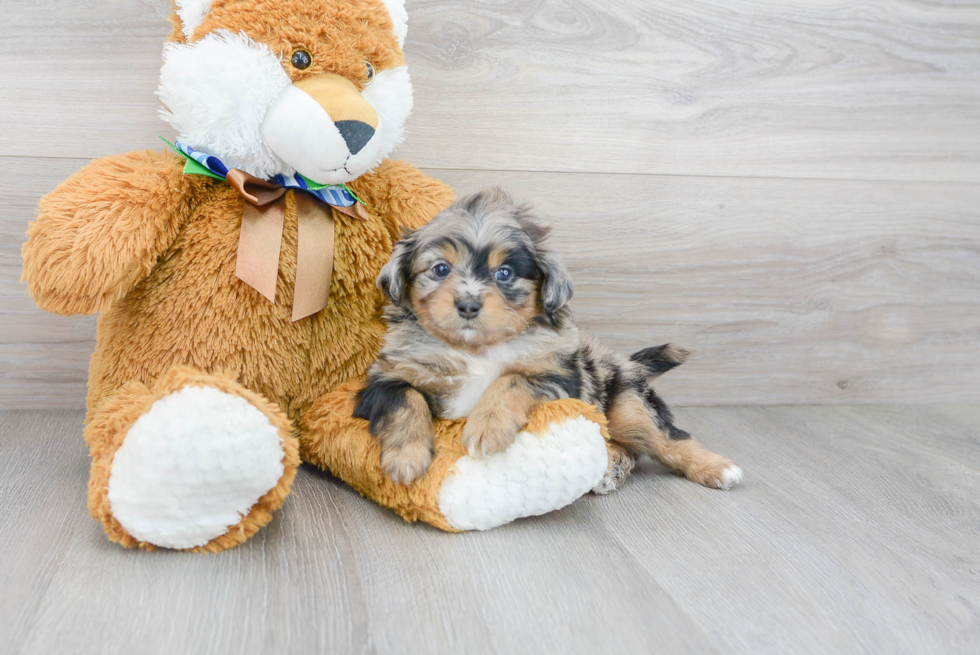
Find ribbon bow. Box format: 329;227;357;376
163;138;368;321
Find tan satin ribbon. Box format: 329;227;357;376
227;169;367;322
292;193;335;321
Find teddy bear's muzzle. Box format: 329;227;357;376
261;73;382;185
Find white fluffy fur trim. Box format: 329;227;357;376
261;65;414;184
176;0;212;41
437;416;608;531
381;0;408;48
158;30;295;180
107;386;286;550
361;66;413;164
262;85;358;185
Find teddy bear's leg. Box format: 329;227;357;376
85;366;299;552
299;380;611;532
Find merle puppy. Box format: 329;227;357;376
355;187;742;491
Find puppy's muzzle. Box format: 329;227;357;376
456;298;482;319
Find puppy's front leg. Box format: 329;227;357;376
462;374;540;458
354;379;435;485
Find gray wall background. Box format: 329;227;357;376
1;0;978;408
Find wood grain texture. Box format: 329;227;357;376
0;157;98;407
442;170;980;406
4;158;978;408
2;406;978;654
2;0;979;406
1;0;978;181
589;403;980;654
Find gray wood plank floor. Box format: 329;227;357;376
2;406;977;655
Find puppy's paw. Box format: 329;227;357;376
690;461;743;490
716;464;744;490
461;413;521;458
380;441;434;486
592;445;636;495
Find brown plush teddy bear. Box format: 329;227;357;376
21;0;616;552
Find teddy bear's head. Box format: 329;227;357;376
158;0;411;185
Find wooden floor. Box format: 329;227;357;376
1;405;977;655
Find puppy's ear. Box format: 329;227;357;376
378;232;415;306
516;211;574;317
538;249;574;317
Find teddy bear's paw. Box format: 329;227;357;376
437;415;608;531
106;385;288;549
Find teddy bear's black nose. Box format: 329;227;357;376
456;299;482;320
335;120;375;155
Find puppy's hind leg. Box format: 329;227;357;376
591;441;636;495
606;390;742;490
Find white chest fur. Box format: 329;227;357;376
442;343;524;419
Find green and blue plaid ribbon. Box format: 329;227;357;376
161;136;364;208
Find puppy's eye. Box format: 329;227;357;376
365;61;376;84
432;262;451;278
494;266;514;283
291;49;312;70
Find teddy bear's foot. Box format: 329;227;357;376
107;388;285;549
301;383;612;532
437;413;609;530
86;367;299;552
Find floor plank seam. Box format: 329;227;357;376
2;155;977;188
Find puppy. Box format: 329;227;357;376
355;187;742;491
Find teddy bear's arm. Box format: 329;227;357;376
22;149;204;316
353;160;455;238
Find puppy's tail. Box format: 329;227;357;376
629;343;692;379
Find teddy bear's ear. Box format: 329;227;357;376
380;0;408;48
175;0;213;41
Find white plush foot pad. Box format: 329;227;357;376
107;386;286;549
437;416;608;531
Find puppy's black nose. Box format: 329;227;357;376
335;120;375;155
456;299;482;319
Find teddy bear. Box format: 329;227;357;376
21;0;616;552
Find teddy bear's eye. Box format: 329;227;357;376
291;49;312;70
365;61;376;84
